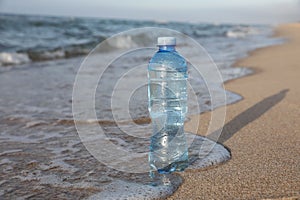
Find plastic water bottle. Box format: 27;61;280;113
148;37;189;176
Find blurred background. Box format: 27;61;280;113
0;0;299;24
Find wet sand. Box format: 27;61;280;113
169;24;300;199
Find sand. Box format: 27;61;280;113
168;24;300;199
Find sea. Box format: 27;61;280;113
0;13;283;199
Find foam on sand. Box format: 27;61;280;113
86;133;230;199
88;177;182;200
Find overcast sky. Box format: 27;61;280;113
0;0;299;24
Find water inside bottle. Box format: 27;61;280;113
148;67;189;174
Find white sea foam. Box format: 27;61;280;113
0;158;13;165
25;120;48;128
84;133;230;199
106;35;138;49
226;26;259;38
0;149;23;156
187;136;231;169
35;50;65;60
0;52;31;66
14;171;94;189
88;179;182;200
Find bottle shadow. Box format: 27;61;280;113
208;89;289;144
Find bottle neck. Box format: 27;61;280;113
158;45;176;52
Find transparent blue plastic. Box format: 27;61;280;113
148;43;189;175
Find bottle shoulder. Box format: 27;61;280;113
149;50;187;68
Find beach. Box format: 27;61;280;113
169;23;300;199
0;13;299;199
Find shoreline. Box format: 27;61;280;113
170;23;300;199
0;19;298;198
222;38;285;103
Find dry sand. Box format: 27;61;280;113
169;24;300;199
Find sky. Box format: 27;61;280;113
0;0;299;24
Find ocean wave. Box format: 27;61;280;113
0;33;146;66
106;35;138;49
225;26;259;38
0;46;93;66
0;52;31;66
0;25;262;67
28;50;65;61
0;13;273;67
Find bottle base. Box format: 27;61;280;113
149;160;188;186
150;160;189;176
